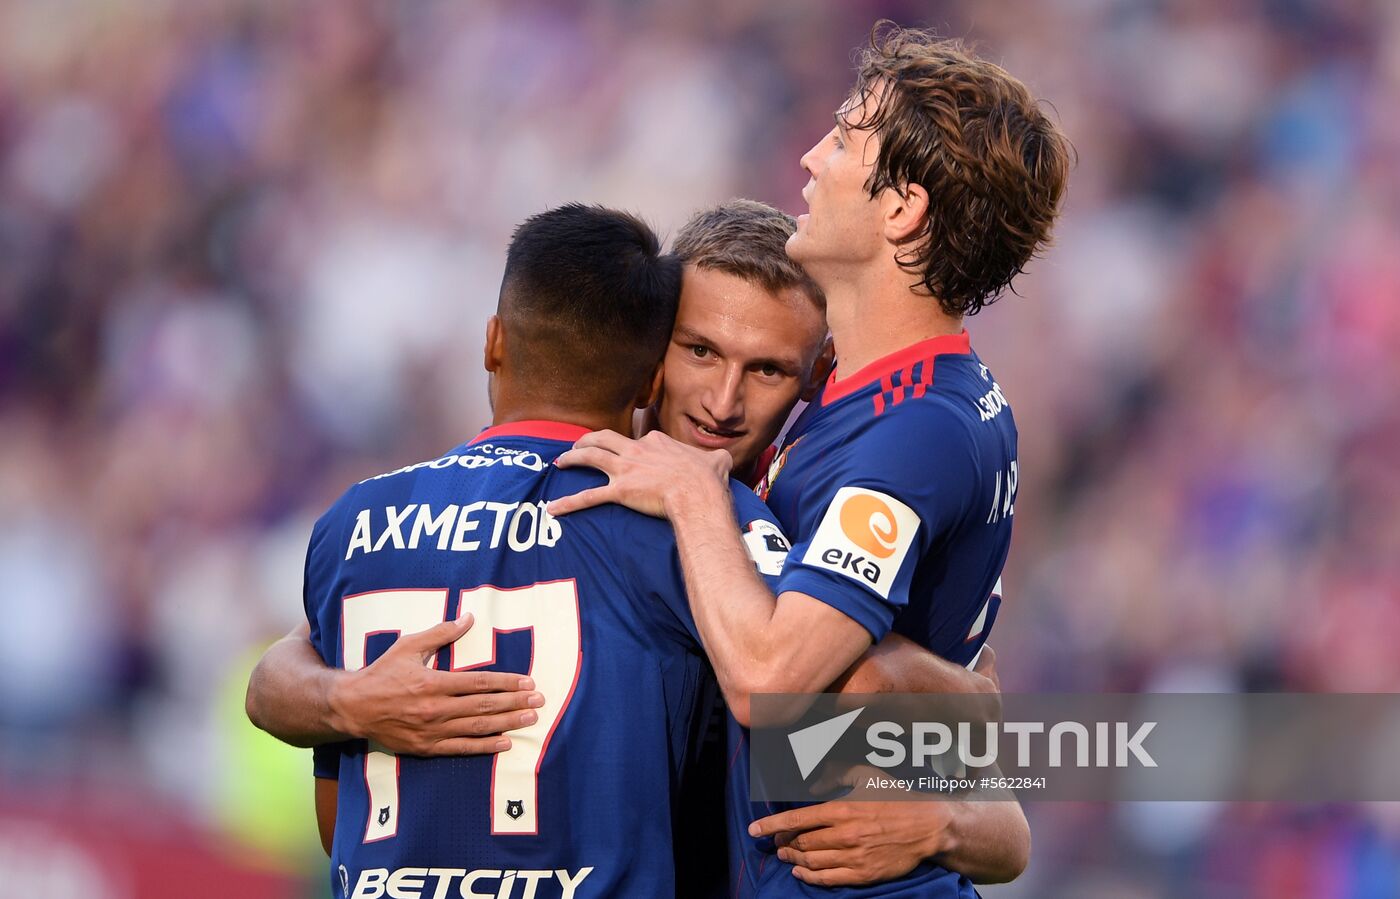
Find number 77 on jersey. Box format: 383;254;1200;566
341;581;582;840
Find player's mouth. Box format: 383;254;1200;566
686;415;744;449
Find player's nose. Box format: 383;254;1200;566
799;136;823;179
703;368;745;427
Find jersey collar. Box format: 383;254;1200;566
468;420;592;445
822;330;971;405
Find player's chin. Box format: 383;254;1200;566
727;445;759;478
785;228;811;262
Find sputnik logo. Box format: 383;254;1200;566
788;707;865;779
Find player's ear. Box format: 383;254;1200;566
483;315;504;374
800;336;835;402
634;363;665;410
881;182;930;244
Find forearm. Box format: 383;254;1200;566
246;626;352;747
547;431;872;721
930;798;1030;884
666;480;785;716
834;633;993;695
314;777;338;856
666;482;870;724
834;638;1015;881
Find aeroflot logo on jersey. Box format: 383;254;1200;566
345;866;593;899
360;444;546;484
803;487;920;599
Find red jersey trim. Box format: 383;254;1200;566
822;331;972;406
468;420;592;445
743;445;778;490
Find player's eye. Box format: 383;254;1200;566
690;345;710;359
832;131;844;149
758;364;781;378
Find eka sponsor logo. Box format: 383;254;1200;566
801;487;920;597
838;493;900;558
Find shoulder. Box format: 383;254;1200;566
312;478;368;541
848;395;981;477
732;480;777;523
552;466;674;550
803;398;986;538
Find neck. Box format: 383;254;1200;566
819;263;963;377
490;387;635;437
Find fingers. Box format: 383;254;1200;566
975;643;996;670
546;485;616;516
709;448;735;477
783;824;856;853
780;847;849;872
571;429;634;452
436;689;544;721
750;804;831;837
974;643;998;683
749;809;802;838
415;735;514;757
791;864;863;887
550;441;628;514
437;708;538;739
384;698;540;756
425;668;535;695
395;613;475;661
554;445;623;474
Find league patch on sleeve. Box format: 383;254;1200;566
742;519;791;576
801;487;921;598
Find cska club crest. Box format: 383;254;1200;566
756;436;804;502
377;806;390;826
506;799;525;820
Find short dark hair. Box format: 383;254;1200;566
499;204;681;409
673;200;825;310
848;22;1071;317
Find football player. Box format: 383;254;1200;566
548;25;1070;896
250;199;1032;894
301;204;761;896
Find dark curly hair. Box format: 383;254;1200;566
847;22;1071;316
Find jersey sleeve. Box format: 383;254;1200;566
731;487;790;595
312;745;341;780
620;480;790;649
775;406;981;642
303;506;349;780
303;508;340;668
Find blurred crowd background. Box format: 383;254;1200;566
1;0;1397;896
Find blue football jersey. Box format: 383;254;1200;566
734;331;1017;898
304;420;789;899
